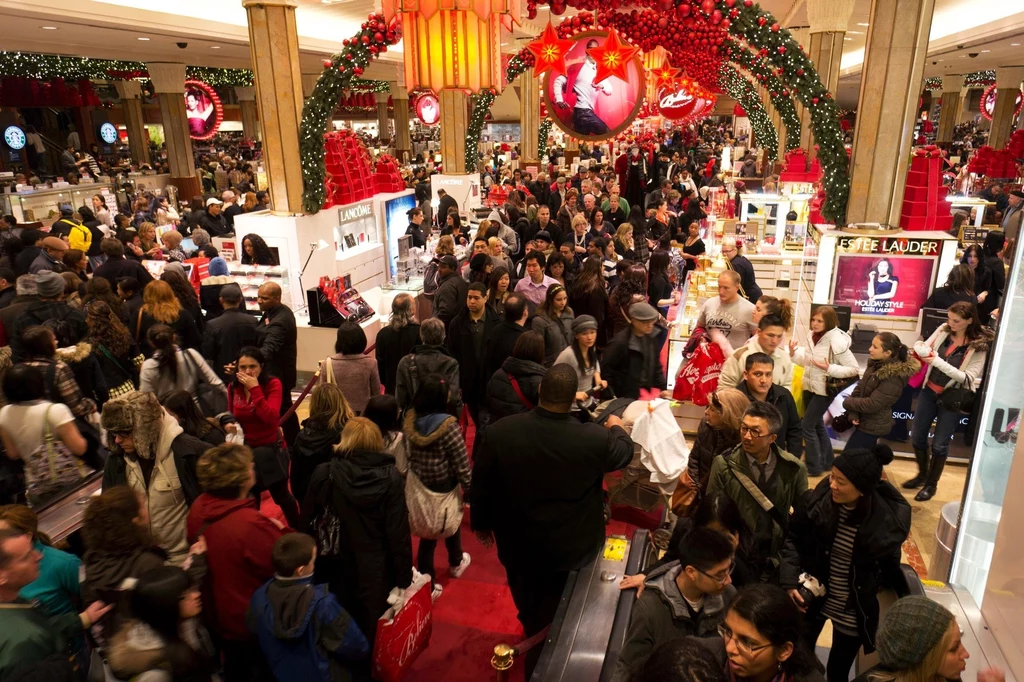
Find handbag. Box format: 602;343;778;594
315;505;343;557
183;350;228;417
25;405;92;505
404;469;463;540
670;469;700;517
830;412;855;434
939;375;976;414
97;344;139;398
372;570;433;682
824;347;856;398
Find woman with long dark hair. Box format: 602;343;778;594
228;346;300;527
81;277;124;320
161;267;204;334
609;262;648;337
648;250;676;317
961;243;995;319
681;221;706;275
980;230;1006;323
161;389;227;448
85;300;142;399
241;233;278;266
906;301;993;501
628;204;651;264
923;264;975;310
703;584;825;682
532;283;574;365
107;565;217;681
487;266;512;318
569;256;610;345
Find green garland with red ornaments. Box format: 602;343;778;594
720;65;777;161
728;45;800;150
299;13;400;213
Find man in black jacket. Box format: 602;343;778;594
9;270;88;361
603;302;667;399
0;267;16;310
94;238;154;291
199;197;229;237
0;275;38;347
202;284;258;384
431;255;468;328
436;189;457;231
447;283;499;427
472;364;634;676
483;293;527;380
256;282;298;442
13;229;43;277
737;352;802;457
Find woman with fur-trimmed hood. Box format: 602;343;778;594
841;332;921;451
100;391;210;565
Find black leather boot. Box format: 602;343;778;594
903;447;929;489
915;456;946;501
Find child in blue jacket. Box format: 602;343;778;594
248;533;369;682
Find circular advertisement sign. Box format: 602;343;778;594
543;30;646;142
4;126;26;150
415;93;440;126
184;79;223;141
99;122;118;145
981;83;1024;121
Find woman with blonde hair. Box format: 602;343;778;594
137;221;163;259
614;223;636;260
857;596;1000;682
303;417;412;643
290;383;355;503
134;280;202;357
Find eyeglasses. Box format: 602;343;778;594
718;624;773;657
739;425;771;438
697;560;734;585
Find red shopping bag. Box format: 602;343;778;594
372;573;433;681
672;338;725;405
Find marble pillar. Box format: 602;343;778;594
114;80;150;167
376;92;391;144
147;62;200;199
935;75;963;144
519;67;540;164
439;89;468;173
846;0;936;227
392;85;412;162
803;0;854;160
235;86;259;142
243;0;305;213
988;67;1024;151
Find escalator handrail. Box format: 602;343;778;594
599;529;652;682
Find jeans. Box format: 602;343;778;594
417;529;463;581
911;387;961;460
803;393;834;473
804;616;863;682
572;107;610;136
845;429;879;451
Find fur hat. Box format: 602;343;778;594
101;392;164;459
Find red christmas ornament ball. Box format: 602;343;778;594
770;22;779;32
374;31;384;42
744;0;752;5
361;35;370;44
757;16;766;26
720;17;730;28
711;9;722;23
354;66;364;75
812;97;819;104
777;46;786;53
679;3;691;15
700;0;715;14
323;59;332;68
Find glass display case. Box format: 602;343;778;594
3;182;115;226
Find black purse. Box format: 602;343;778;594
825;347;856;398
939;376;976;414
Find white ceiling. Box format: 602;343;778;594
0;0;1022;109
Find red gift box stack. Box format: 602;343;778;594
966;130;1024;179
778;149;823;183
373;154;405;193
321;130;375;210
899;145;952;231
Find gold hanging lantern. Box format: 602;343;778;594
383;0;522;94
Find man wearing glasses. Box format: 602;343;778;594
735;352;802;458
612;527;737;682
706;401;808;582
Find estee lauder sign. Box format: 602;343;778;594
836;236;941;256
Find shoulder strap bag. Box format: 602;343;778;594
182;349;228;417
97;344;139;396
508;375;534;410
405;468;463;540
25;404;90;505
824;345;857;398
724;458;789;533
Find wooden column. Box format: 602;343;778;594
439;89;468;173
392;85;412;162
147;62;200;199
376;92;391;144
846;0;936;227
935;75;963;144
235;86;260;142
988;67;1024;151
243;0;305;213
519;67;540;164
114;80;150;166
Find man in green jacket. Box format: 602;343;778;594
0;528;111;680
706;401;808;581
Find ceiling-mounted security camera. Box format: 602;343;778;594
176;42;188;49
969;52;979;58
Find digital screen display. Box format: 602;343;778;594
831;254;936;319
383;193;418;277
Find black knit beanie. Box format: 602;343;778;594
834;444;894;495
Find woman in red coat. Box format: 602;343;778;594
228;346;300;528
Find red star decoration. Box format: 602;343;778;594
526;22;574;79
588;29;641;85
653;56;683;89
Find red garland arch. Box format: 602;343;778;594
185;79;223;141
980;83;1024;121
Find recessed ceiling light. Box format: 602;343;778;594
857;22;869;26
1013;43;1021;46
844;37;852;41
981;49;990;52
848;30;864;34
41;25;58;30
210;46;221;49
137;37;150;41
